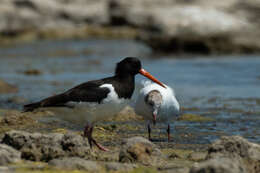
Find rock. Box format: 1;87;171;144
190;157;247;173
0;110;35;126
23;69;42;76
0;166;11;173
1;130;90;162
0;144;21;165
103;162;137;171
207;136;260;173
0;80;18;94
0;0;260;53
164;167;190;173
207;136;260;160
110;0;260;54
119;136;164;166
188;152;207;162
49;157;101;171
0;0;108;32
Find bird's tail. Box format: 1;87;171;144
23;102;41;112
23;93;69;112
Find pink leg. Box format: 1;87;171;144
84;124;109;151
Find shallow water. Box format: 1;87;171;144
0;39;260;144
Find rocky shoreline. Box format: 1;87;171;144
1;0;260;54
0;108;259;173
0;130;260;173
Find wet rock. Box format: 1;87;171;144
49;157;101;171
104;162;137;171
23;69;42;76
0;144;21;165
1;130;90;162
0;80;18;94
190;157;247;173
207;136;260;173
119;136;164;166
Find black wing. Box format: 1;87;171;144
23;80;110;112
65;81;110;103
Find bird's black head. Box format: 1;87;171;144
115;57;142;76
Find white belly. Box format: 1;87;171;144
43;84;130;125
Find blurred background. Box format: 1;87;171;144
0;0;260;144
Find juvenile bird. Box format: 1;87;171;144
135;80;180;141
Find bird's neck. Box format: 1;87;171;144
114;74;135;99
117;74;135;82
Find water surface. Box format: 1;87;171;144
0;39;259;144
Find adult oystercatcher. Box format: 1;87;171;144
24;57;165;151
134;80;180;142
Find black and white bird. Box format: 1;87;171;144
134;80;180;142
24;57;165;151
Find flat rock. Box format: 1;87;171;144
119;136;164;166
207;136;260;173
49;157;101;171
1;130;90;162
103;162;137;171
0;144;21;165
190;157;247;173
188;152;207;162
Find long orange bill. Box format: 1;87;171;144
139;68;166;88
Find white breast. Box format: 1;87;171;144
45;84;129;125
135;80;180;122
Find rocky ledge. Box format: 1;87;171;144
0;130;260;173
0;0;260;54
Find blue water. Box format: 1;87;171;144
0;39;260;144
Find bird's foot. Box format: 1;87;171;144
92;139;109;151
84;124;109;151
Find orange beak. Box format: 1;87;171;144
139;69;166;88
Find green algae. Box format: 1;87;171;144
178;113;214;122
11;161;156;173
162;149;194;160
